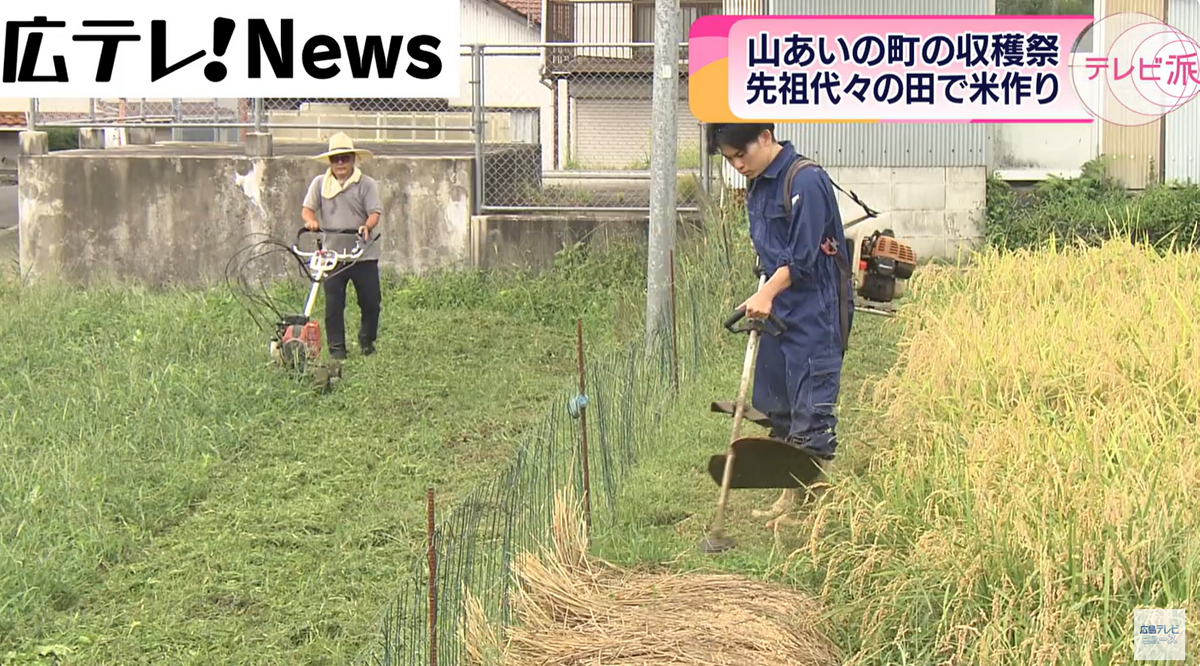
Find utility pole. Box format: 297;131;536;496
645;0;680;355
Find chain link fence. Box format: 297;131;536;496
29;97;249;143
24;47;478;145
355;331;683;666
476;43;706;213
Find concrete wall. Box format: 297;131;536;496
989;55;1102;177
824;166;986;260
471;213;648;270
14;138;664;287
717;163;985;260
18;150;473;288
470;212;703;270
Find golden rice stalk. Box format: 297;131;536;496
784;235;1200;663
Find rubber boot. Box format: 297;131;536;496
786;429;837;462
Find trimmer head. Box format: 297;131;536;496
697;533;735;554
707;437;825;489
310;358;343;392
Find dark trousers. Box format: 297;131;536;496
750;331;844;460
323;260;381;353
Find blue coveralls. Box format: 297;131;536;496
745;141;853;461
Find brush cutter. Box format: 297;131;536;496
706;208;916;422
269;227;371;375
225;225;379;392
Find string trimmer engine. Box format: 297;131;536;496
272;315;322;368
855;229;917;304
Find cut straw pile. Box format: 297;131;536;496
463;488;841;666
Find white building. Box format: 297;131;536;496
458;0;556;170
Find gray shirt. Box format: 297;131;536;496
302;173;384;262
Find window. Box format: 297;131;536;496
632;1;722;44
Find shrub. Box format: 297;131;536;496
984;157;1200;252
46;127;79;152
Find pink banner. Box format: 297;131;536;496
718;15;1096;122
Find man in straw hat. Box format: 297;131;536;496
301;132;384;360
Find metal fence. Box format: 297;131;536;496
355;325;689;666
26;41;710;213
347;220;750;665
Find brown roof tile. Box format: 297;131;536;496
494;0;541;23
0;112;27;128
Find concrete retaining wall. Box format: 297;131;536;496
825;166;986;261
470;212;702;271
720;163;986;261
18;148;474;288
15;130;981;289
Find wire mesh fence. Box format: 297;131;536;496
349;224;749;665
476;43;706;212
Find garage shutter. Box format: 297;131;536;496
572;98;701;170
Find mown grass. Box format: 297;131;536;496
590;227;1200;664
0;240;651;665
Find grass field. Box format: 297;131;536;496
13;194;1195;666
588;235;1200;665
0;241;653;665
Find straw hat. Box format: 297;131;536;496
311;132;373;162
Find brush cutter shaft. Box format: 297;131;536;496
709;270;770;537
303;280;322;318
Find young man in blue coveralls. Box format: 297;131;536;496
708;122;855;522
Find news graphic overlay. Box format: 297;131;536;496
1069;12;1200;127
0;0;461;97
1133;608;1186;661
688;14;1099;123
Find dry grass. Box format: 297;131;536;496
463;488;841;666
779;235;1200;663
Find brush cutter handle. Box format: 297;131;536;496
295;226;364;243
292;227;373;261
723;307;787;336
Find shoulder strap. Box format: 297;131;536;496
781;155;881;223
782;156;818;218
